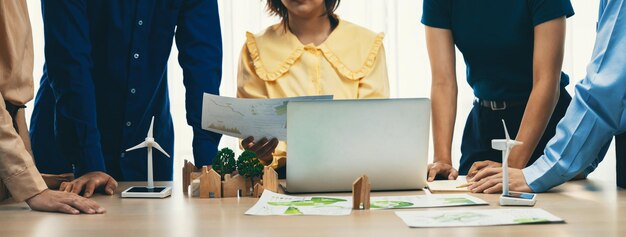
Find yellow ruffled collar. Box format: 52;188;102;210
245;20;385;81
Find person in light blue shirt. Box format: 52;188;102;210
469;0;626;193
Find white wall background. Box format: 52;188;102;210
25;0;615;182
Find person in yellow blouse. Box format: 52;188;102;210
237;0;390;175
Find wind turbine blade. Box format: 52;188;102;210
152;142;170;158
125;141;148;152
148;116;155;138
501;119;511;141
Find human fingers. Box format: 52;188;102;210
63;195;96;214
470;176;501;193
427;165;440;182
64;191;105;213
257;153;273;164
484;182;504;194
254;145;271;160
469;167;501;182
257;153;271;164
70;180;86;195
83;180;97;198
467;161;489;179
241;136;254;149
59;182;69;191
84;197;106;214
63;182;74;193
104;177;118;195
256;138;278;159
268;138;279;149
448;168;458;180
56;203;80;215
467;170;478;179
249;137;268;151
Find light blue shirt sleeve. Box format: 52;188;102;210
522;0;626;192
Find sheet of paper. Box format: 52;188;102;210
427;176;471;192
370;194;487;209
245;191;352;216
201;94;332;140
245;191;489;216
395;208;564;228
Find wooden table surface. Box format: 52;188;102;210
1;179;625;237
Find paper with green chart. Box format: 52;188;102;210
395;208;564;227
245;191;488;216
201;93;332;141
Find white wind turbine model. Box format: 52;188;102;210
121;117;173;198
492;120;536;206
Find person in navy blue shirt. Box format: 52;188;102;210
422;0;575;181
30;0;222;197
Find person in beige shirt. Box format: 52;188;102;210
0;0;104;214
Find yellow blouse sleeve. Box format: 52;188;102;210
358;44;390;98
237;44;268;99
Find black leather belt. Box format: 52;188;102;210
4;101;26;132
473;98;527;111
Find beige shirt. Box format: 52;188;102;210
0;0;47;202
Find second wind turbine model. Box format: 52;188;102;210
492;119;536;206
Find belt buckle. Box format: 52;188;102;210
490;101;507;111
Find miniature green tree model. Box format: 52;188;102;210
236;150;264;192
212;148;236;178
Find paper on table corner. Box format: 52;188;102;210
395;208;564;228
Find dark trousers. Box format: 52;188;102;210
459;88;572;175
617;133;626;188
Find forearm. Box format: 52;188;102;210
0;94;47;201
510;16;566;168
509;82;560;168
431;82;457;164
425;26;457;164
522;89;615;192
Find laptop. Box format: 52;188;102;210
285;98;430;193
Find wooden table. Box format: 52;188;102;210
1;179;625;237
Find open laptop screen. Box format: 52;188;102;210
286;98;430;193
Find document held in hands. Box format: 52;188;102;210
201;94;332;140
